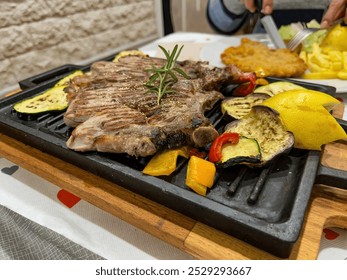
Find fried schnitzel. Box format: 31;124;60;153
221;38;307;78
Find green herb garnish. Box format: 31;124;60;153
144;45;190;104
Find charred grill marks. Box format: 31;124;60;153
64;55;246;157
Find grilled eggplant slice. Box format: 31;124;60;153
254;81;305;97
221;93;269;120
13;86;67;117
220;136;262;168
224;105;294;167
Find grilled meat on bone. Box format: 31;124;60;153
64;55;255;157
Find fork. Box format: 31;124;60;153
286;26;319;51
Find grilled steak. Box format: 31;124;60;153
64;55;253;157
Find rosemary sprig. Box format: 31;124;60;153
144;44;190;104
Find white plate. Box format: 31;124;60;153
291;78;347;94
200;34;347;94
200;34;274;67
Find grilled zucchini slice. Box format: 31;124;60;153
55;70;83;87
13;70;83;118
13;86;67;115
220;136;262;168
113;50;147;62
254;81;305;97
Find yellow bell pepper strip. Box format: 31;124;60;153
142;146;190;176
208;132;240;163
185;156;216;196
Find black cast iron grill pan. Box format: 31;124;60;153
1;68;347;258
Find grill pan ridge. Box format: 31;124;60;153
0;67;343;258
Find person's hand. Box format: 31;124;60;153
321;0;347;28
241;0;273;14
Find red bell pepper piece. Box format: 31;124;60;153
226;65;257;97
209;132;239;163
232;72;257;97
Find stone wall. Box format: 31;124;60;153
0;0;162;95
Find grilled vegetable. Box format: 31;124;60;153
13;86;68;116
142;146;190;176
185;156;216;196
224;105;294;167
219;136;262;168
254;81;305;97
221;93;269;120
113;50;147;62
13;70;84;118
55;70;83;87
208;132;239;163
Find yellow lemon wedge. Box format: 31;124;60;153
262;89;346;150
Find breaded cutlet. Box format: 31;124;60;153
221;38;307;78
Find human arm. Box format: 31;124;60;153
242;0;273;14
241;0;346;28
321;0;347;28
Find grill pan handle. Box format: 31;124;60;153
18;64;84;90
316;165;347;189
315;118;347;189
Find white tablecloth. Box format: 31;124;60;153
0;156;193;260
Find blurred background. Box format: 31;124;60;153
171;0;215;33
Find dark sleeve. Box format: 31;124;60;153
206;0;250;34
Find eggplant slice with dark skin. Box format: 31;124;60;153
221;93;270;121
220;105;294;168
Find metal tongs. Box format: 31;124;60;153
254;0;286;49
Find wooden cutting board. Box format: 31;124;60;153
0;94;346;260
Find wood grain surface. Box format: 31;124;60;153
0;91;346;260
